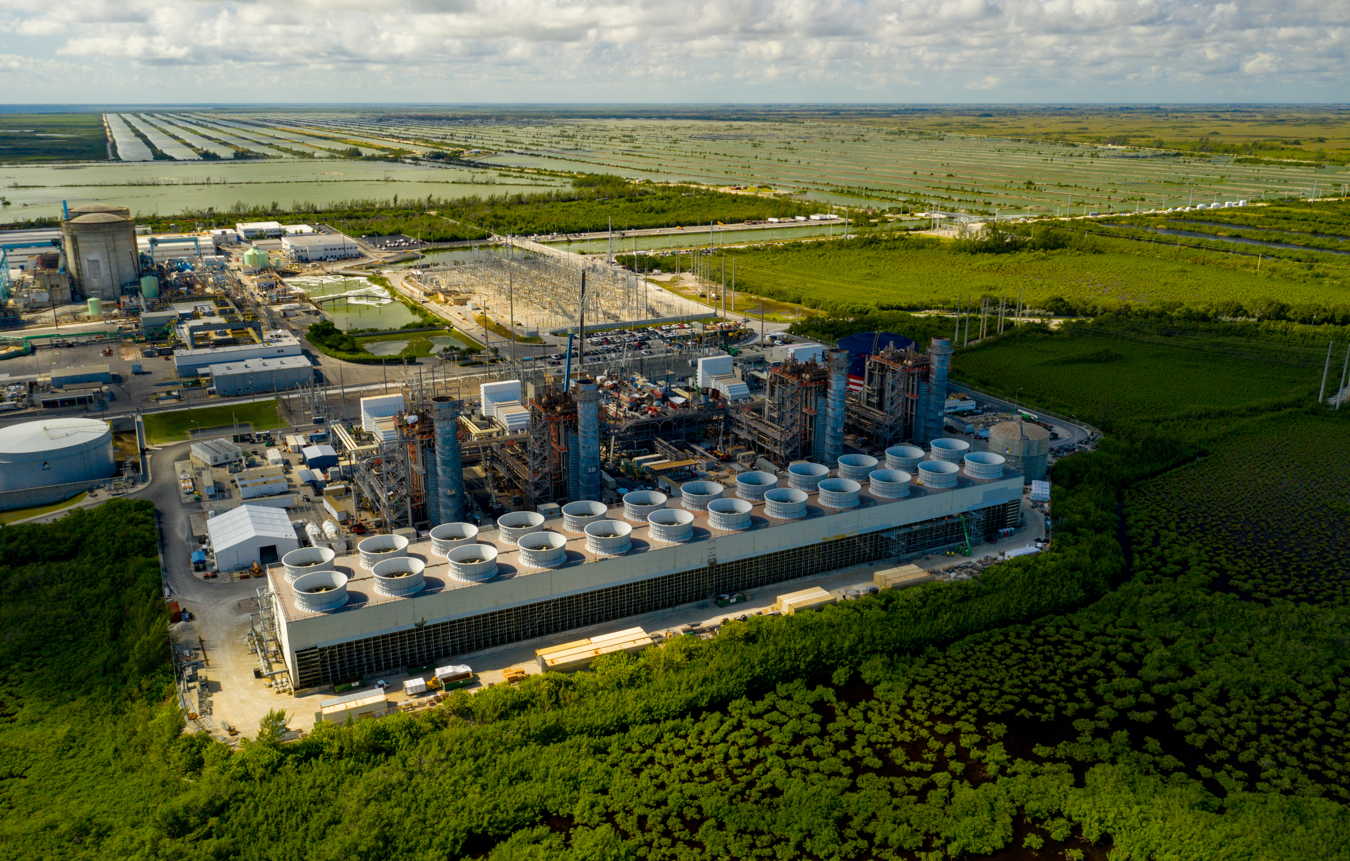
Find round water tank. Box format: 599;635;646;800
707;497;752;531
817;478;861;509
764;487;808;520
292;570;349;613
963;451;1006;479
735;471;777;501
787;461;828;492
681;480;724;511
917;460;959;488
430;522;478;558
989;420;1050;481
836;454;878;482
282;546;335;583
562;500;607;533
497;511;545;544
518;531;567;569
647;508;694;544
885;445;925;471
358;533;408;570
243;247;270;269
140;275;159;299
0;418;116;493
929;438;970;463
868;469;912;499
623;490;667;523
87;297;102;319
372;556;426;598
585;519;633;556
448;543;498;582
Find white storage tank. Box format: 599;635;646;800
292;570;349;613
448;543;498;582
518;531;567;569
868;470;912;499
497;511;544;545
585;519;632;556
836;454;878;483
562;500;607;533
735;471;777;501
358;533;408;570
430;522;478;558
917;460;959;489
282;546;336;583
929;438;970;463
763;487;807;520
707;497;752;531
817;478;861;509
681;480;724;511
371;556;426;598
0;418;116;494
623;490;667;523
787;461;828;492
647;508;694;544
885;445;925;472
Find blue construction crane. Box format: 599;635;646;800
563;333;574;392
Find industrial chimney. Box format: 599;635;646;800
574;378;601;501
432;397;465;523
924;337;953;444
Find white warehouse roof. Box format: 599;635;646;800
208;356;313;377
207;505;297;555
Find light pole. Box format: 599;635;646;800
191;420;200;440
1015;387;1023;408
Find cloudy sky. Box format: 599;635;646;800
0;0;1345;104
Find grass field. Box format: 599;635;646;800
142;400;285;444
0;493;88;525
0;114;107;163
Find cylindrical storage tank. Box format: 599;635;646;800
87;297;101;319
681;480;724;511
358;533;408;570
885;445;925;472
322;519;341;540
562;500;607;533
497;511;544;545
62;209;138;301
735;471;777;502
282;546;335;583
764;487;808;520
837;454;878;482
430;522;478;558
963;451;1006;479
585;519;632;556
787;461;829;492
291;570;349;613
304;522;324;546
623;490;668;523
868;469;912;498
930;437;971;464
448;543;498;582
372;556;426;598
917;460;960;489
518;531;567;569
140;275;159;299
707;497;752;531
0;418;116;493
818;478;861;509
989;420;1051;482
647;508;694;544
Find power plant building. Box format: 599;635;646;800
208;355;313;397
174;331;302;376
61;203;140;300
0;418;116;494
282;234;360;262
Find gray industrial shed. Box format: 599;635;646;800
206;505;299;571
208;356;314;397
51;364;112;388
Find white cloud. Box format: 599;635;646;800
0;0;1341;101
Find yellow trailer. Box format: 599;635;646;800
873;565;935;590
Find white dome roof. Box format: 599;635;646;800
0;419;111;459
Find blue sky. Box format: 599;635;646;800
0;0;1345;104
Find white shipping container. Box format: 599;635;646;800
404;678;427;695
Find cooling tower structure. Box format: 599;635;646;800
787;461;828;492
282;547;336;583
822;349;849;466
61;203;139;301
885;445;925;472
923;338;953;444
292;570;349;613
575;378;602;503
432;397;465;524
647;509;694;544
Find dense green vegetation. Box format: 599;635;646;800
0;113;108;163
306;320;420;365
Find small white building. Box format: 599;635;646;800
283;234;360;263
191;438;243;468
206;504;299;570
236;221;284;240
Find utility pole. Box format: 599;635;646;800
1338;343;1350;411
963;295;970;347
1319;341;1333;403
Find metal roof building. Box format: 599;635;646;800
206;504;299;571
208;355;313;397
